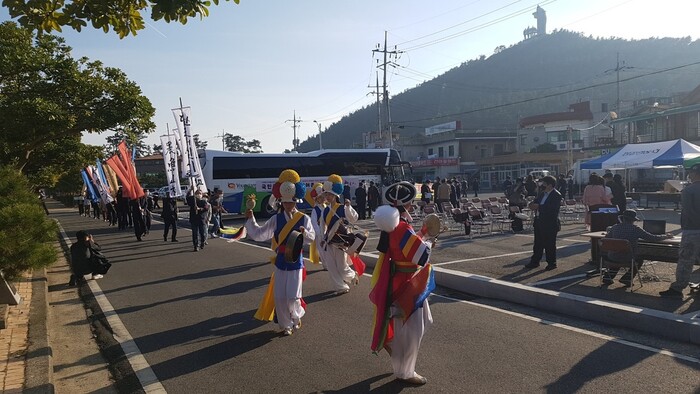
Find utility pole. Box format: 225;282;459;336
368;72;382;143
215;129;226;151
313;120;323;150
567;125;574;173
373;31;401;149
285;110;302;151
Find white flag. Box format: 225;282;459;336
172;106;191;179
160;134;183;198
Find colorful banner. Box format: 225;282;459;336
117;140;145;199
80;169;99;202
160;134;183;198
102;163;119;197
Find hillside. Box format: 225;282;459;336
298;30;700;151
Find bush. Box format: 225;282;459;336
0;166;58;281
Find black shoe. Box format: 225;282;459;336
164;236;168;242
193;247;199;252
200;244;205;249
172;239;178;242
136;237;142;241
524;262;540;269
544;264;557;271
659;288;683;299
602;277;614;285
619;278;632;287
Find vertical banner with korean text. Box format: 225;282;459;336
160;134;183;198
172;105;207;192
171;107;191;181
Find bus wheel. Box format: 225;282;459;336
260;196;276;218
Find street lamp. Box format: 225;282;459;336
313;120;323;150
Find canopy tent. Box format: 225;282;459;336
685;155;700;168
581;139;700;170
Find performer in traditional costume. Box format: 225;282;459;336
245;169;315;336
370;181;435;386
305;182;327;268
321;174;361;295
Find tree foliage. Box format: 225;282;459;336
0;166;58;281
0;22;155;176
530;143;557;153
223;134;263;153
3;0;241;38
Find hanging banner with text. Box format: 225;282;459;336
160;134;183;198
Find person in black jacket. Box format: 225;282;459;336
524;176;562;271
69;231;104;285
355;181;367;220
162;195;179;242
187;188;210;251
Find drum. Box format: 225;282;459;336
284;230;304;263
329;231;367;255
423;213;443;238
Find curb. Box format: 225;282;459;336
434;267;700;345
24;267;54;394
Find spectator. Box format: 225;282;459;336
38;188;49;215
187;188;210;251
436;178;450;212
502;176;513;197
209;189;226;238
602;173;614;202
524;175;537;197
556;174;567;197
582;174;611;228
471;177;480;197
355;181;367;220
454;177;462;203
152;191;160;209
420;180;432;204
432;177;441;203
342;182;352;204
508;178;527;232
660;163;700;298
69;231;106;286
367;181;381;218
524;176;562;271
567;177;574;200
610;174;627;212
602;210;672;286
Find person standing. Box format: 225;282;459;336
307;183;327;268
471;176;480;197
130;197;146;241
610;174;627;212
582;174;611;228
342;181;352;205
502;176;513;197
246;169;315;336
525;176;562;271
436;178;450;212
432;177;440;204
187;188;209;251
367;181;381;218
567;176;575;200
355;181;367;220
370;181;434;385
162;195;179;242
660;163;700;298
420;180;432;204
322;174;360;295
556;174;567;198
38;189;49;215
524;175;537;197
140;189;153;235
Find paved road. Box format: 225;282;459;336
57;209;700;393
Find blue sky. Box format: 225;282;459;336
2;0;699;153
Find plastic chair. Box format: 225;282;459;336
598;238;642;291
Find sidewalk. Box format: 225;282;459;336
0;199;116;393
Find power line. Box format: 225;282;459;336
395;60;700;124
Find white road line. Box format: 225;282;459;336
57;223;167;393
528;274;588;286
430;292;700;365
514;233;588;243
431;242;588;267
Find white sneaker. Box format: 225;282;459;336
282;328;293;336
92;274;104;280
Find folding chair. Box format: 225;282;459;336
489;205;514;233
468;208;492;237
509;205;532;231
598;238;642;291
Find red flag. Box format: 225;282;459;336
350;254;366;276
105;156;134;198
117;141;144;199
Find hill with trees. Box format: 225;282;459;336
298;30;700;151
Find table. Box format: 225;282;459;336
581;231;683;265
626;192;681;209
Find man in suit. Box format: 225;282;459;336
525;176;562;271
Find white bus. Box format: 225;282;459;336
199;149;412;216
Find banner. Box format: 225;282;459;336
172;105;207;192
171;107;191;180
81;169;99;202
88;165;113;205
102;163;119;197
160;134;183;198
117;140;145;199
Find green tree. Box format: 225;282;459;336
0;22;155;175
223;134;263;153
3;0;240;38
0;22;156;174
530;143;557;153
23;136;104;190
193;134;208;150
0;166;58;281
105;130;151;157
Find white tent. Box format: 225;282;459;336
581;139;700;170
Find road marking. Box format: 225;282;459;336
431;292;700;365
430;242;588;267
528;274;588;286
57;223;167;393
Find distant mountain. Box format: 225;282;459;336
298;30;700;152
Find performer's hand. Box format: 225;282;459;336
245;209;253;219
344;199;351;206
298;226;305;234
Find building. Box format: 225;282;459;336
134;154;165;177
